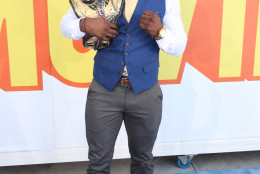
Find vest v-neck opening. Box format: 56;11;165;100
123;0;143;24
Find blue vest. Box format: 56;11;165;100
93;0;166;94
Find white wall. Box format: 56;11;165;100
1;64;260;166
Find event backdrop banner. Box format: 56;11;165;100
1;0;260;166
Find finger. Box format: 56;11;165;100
107;28;119;35
140;19;150;25
108;23;118;30
105;32;117;39
102;35;110;41
140;23;147;30
141;14;153;21
144;10;155;16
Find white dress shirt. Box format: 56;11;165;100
60;0;187;57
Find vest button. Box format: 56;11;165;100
124;25;128;29
121;62;125;66
125;53;129;56
118;71;122;75
127;33;131;37
126;43;130;47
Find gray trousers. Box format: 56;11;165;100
85;79;163;174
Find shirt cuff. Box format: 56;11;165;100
156;26;175;52
71;18;86;39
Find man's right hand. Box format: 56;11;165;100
80;18;119;41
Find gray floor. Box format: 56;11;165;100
1;151;260;174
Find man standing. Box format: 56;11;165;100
61;0;187;173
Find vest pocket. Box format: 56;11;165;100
143;61;159;73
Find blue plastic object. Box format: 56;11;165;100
178;159;191;169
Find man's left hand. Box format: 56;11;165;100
140;11;163;37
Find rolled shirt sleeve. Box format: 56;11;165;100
60;8;86;40
156;0;187;57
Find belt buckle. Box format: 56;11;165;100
121;77;129;86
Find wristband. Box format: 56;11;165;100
80;18;86;33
